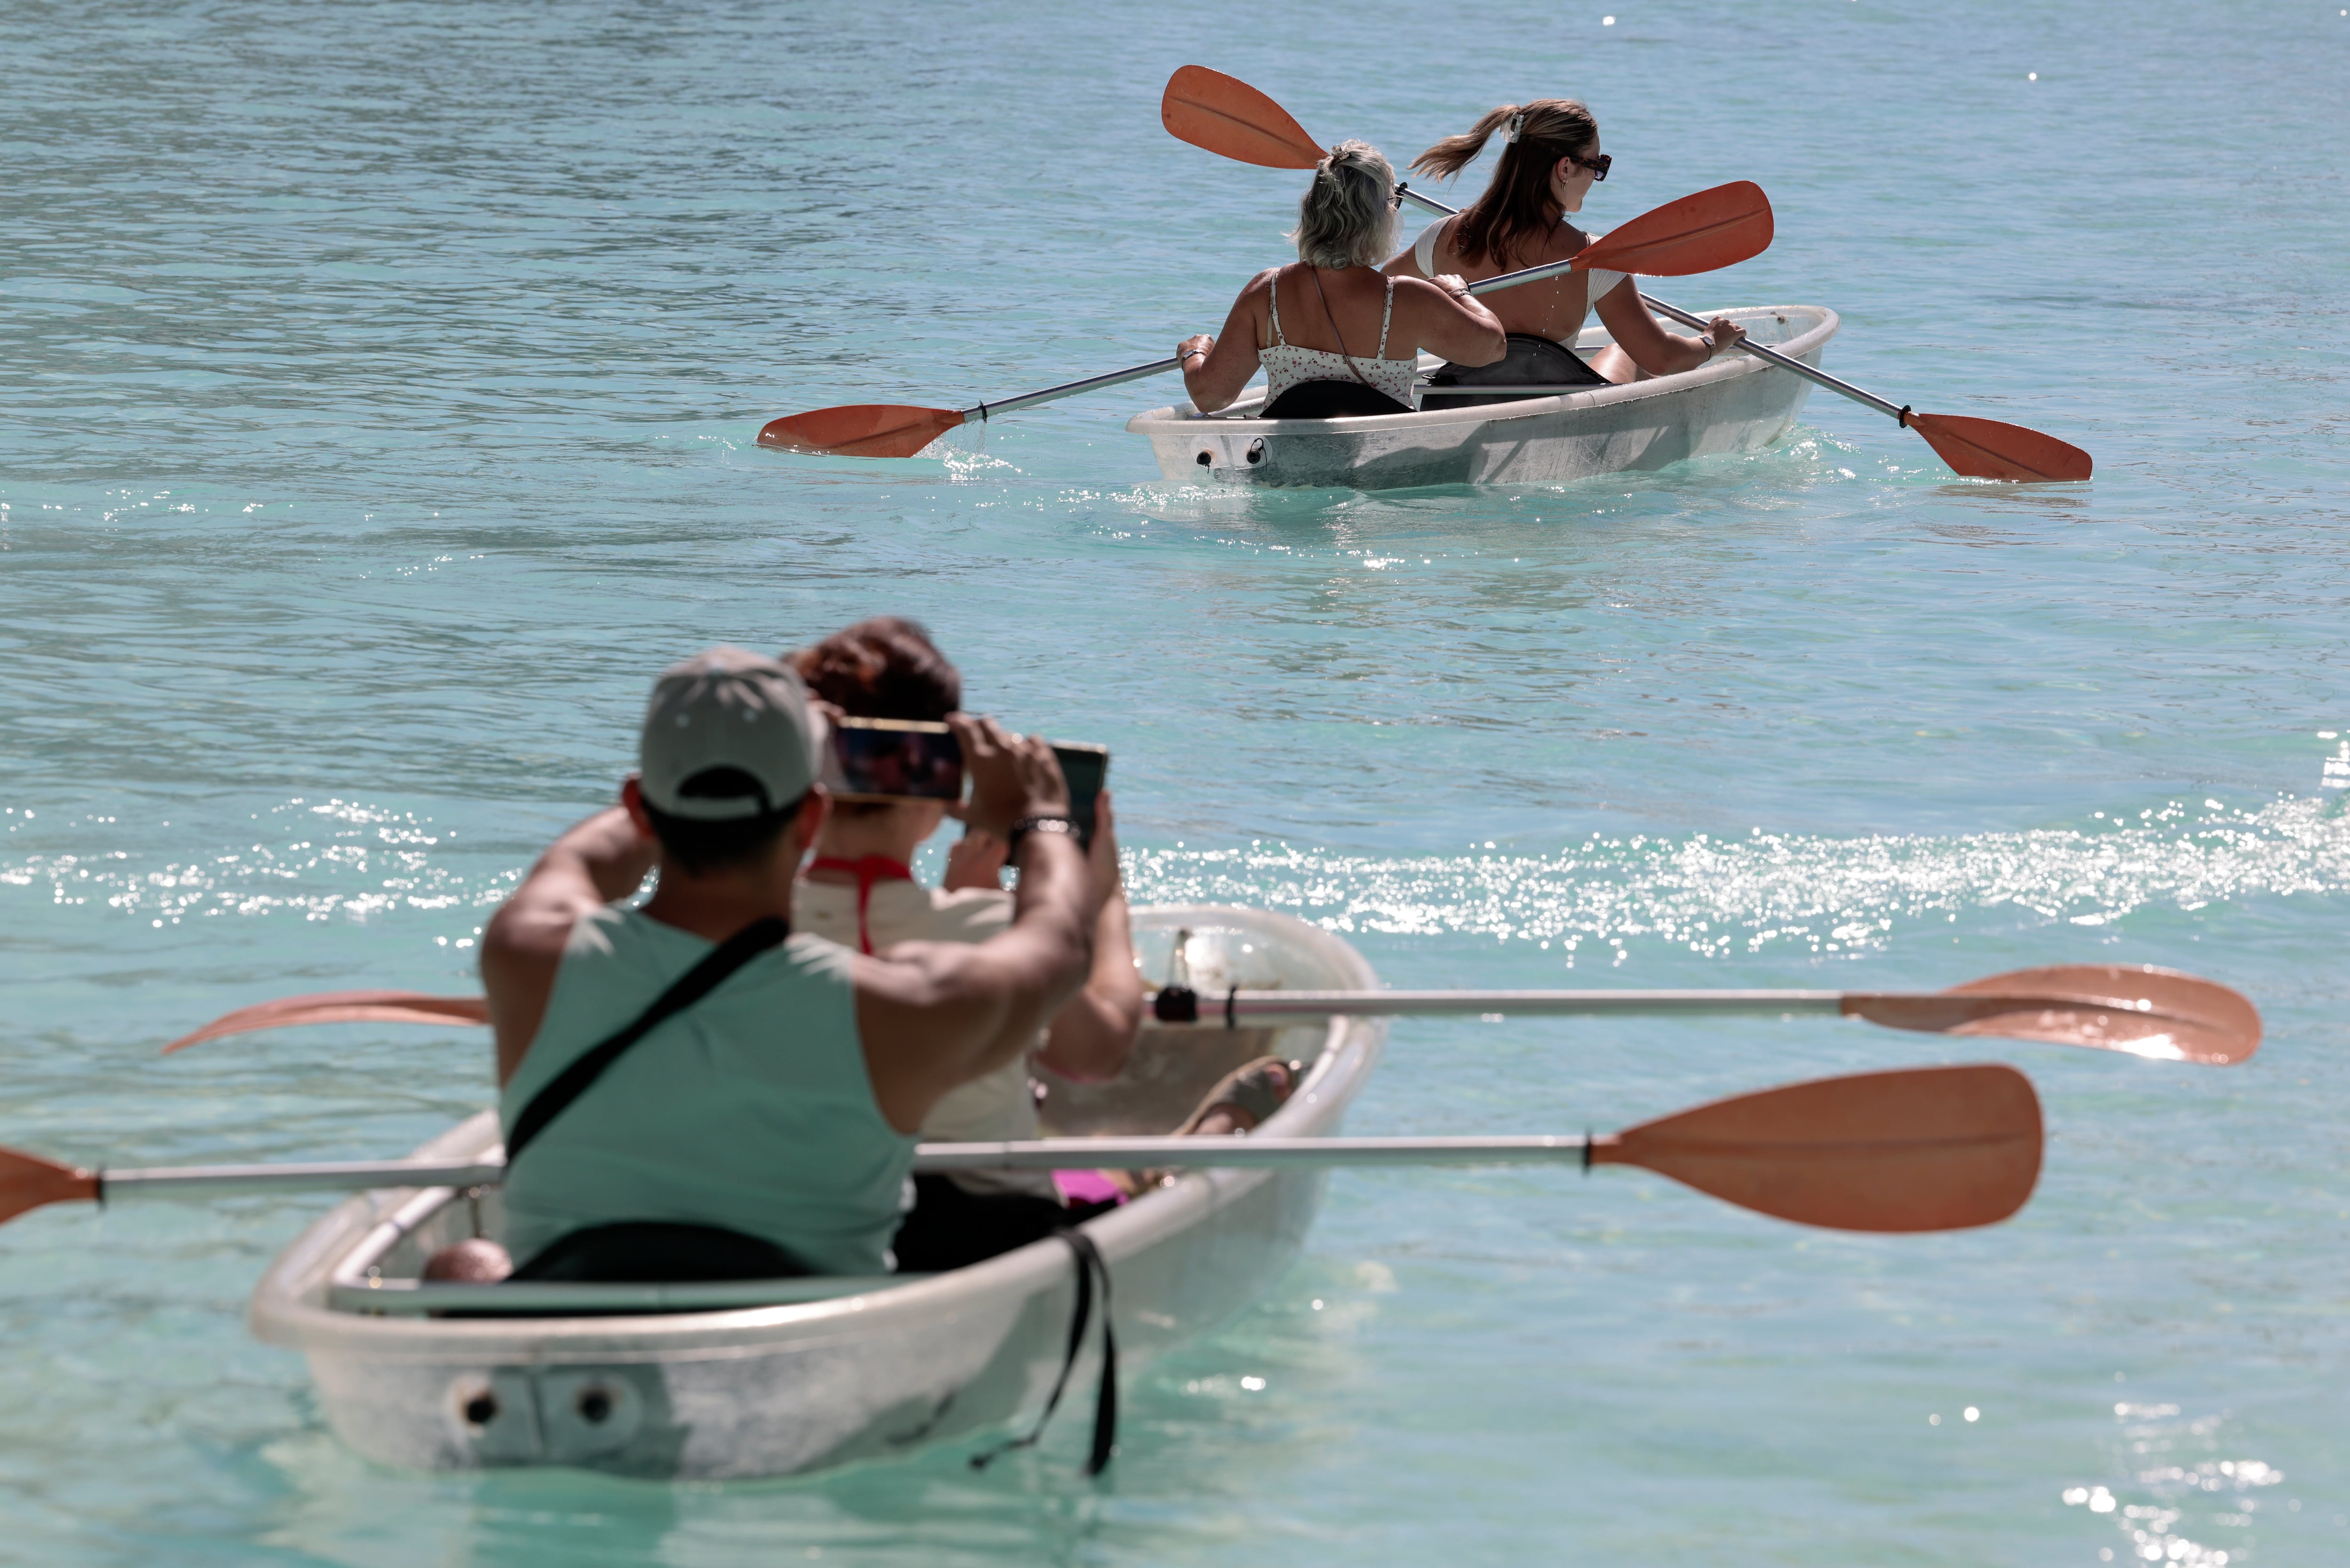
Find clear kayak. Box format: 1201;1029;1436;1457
247;906;1385;1479
1127;304;1837;491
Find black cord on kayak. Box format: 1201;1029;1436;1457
1070;1229;1118;1475
1224;984;1238;1030
968;1229;1116;1476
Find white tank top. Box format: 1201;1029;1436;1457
498;905;915;1276
796;876;1060;1200
1258;265;1422;405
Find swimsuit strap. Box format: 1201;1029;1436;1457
807;855;914;955
1378;275;1394;358
1268;266;1288;347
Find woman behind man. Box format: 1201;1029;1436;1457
791;618;1300;1272
1177;141;1505;419
1384;100;1746;406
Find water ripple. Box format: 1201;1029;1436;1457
1127;797;2350;963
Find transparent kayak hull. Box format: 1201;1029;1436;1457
247;906;1384;1479
1128;304;1838;491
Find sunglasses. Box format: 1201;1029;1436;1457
1566;151;1612;181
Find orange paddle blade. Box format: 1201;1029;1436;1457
0;1147;99;1226
1903;411;2091;482
1591;1063;2041;1233
1849;964;2257;1066
756;404;964;460
1576;180;1774;278
1162;65;1323;171
162;990;490;1054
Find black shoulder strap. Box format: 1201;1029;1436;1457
504;915;791;1165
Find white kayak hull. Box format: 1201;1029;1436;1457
247;906;1384;1479
1127;304;1838;491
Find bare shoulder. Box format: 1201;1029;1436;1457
484;882;598;969
1393;273;1467;312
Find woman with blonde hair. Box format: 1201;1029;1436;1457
1385;101;1745;406
1177;140;1505;419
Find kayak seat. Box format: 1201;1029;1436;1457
1259;380;1412;420
892;1174;1120;1273
1421;331;1612;410
511;1220;812;1284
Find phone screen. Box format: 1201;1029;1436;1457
1051;743;1109;850
829;718;964;803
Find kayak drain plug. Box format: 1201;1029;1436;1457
463;1392;499;1426
577;1388;613;1425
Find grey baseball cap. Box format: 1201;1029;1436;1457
639;646;824;820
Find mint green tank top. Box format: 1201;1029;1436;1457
497;905;916;1276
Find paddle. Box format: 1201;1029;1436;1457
1154;962;2257;1066
1161;65;2092;483
157;962;2257;1066
0;1063;2038;1234
757;357;1182;460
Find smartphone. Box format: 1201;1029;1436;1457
828;717;964;803
1051;742;1109;850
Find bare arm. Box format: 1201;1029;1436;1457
1592;278;1745;376
1038;792;1144;1082
1381;215;1445;279
1177;269;1276;414
482;804;658;1087
1397;274;1508;367
855;718;1096;1133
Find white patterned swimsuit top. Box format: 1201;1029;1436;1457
1258;267;1422;405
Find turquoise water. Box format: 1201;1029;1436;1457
5;0;2349;1560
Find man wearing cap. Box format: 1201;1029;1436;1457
474;646;1093;1282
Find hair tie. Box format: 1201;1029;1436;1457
1504;110;1525;145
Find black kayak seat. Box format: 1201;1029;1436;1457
1421;332;1612;411
512;1220;811;1284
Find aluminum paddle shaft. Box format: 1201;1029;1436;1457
1215;988;1843;1020
1149;962;2259;1066
967;356;1182;420
1636;291;1904;418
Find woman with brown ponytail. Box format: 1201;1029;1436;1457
1384;101;1746;407
1177;140;1506;419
